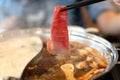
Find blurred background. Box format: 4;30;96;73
0;0;120;36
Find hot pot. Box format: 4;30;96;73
0;27;118;80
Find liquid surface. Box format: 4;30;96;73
22;41;108;80
0;36;42;78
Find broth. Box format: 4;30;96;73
0;36;42;78
23;39;108;80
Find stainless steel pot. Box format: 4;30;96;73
0;27;118;79
40;28;118;79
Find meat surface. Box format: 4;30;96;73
47;6;69;53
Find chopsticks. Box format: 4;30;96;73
61;0;105;11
